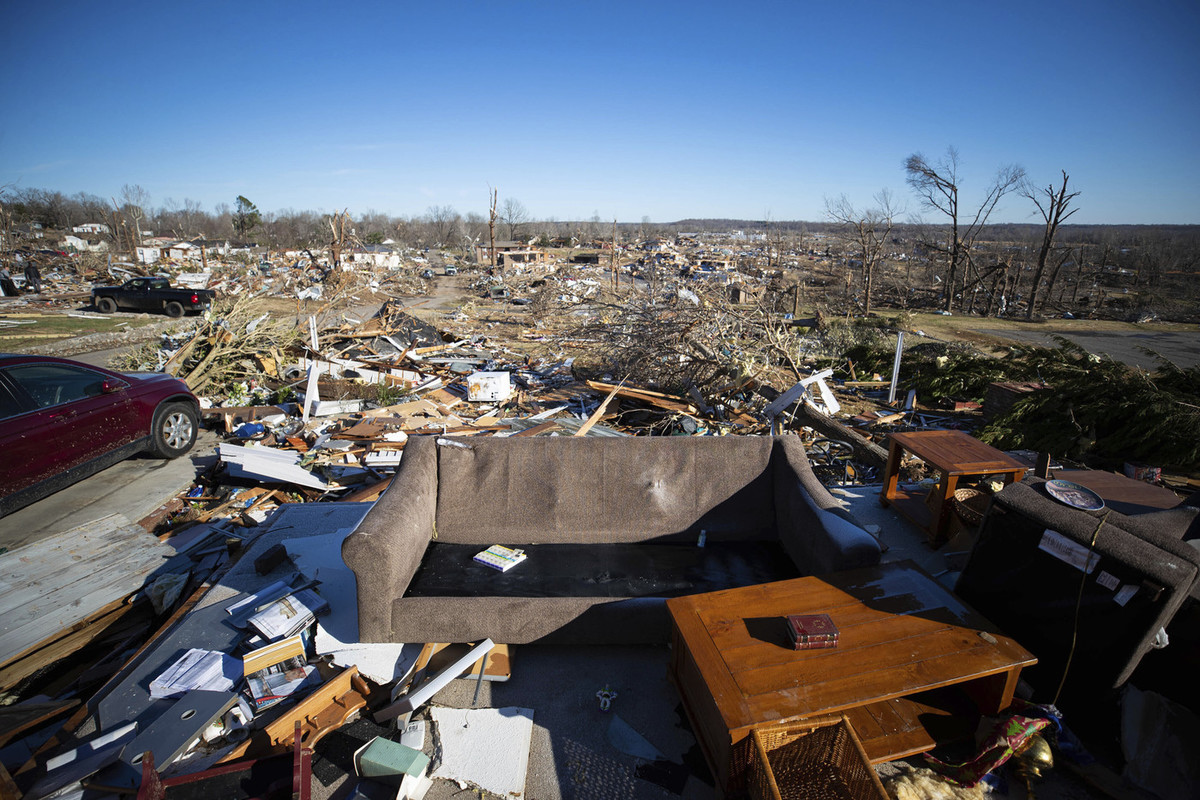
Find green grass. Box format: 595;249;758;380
0;313;161;352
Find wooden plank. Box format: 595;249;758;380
584;380;695;413
0;763;20;800
0;601;132;689
0;544;164;637
0;516;178;664
509;421;559;437
339;477;393;503
14;581;211;780
0;699;80;748
575;381;623;437
0;528;147;600
0;516;148;599
845;699;941;763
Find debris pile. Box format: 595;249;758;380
2;241;1195;799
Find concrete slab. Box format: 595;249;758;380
0;428;221;551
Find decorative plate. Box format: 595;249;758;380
1045;479;1105;511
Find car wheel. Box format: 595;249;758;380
165;301;185;318
97;297;117;314
149;402;197;458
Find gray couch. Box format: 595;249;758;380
341;434;881;645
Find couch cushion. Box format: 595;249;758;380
433;436;776;544
407;542;799;598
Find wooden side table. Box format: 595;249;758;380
1053;469;1182;516
879;430;1026;543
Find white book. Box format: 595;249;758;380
473;545;527;572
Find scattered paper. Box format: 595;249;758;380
150;649;240;700
246;588;328;641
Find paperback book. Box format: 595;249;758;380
474;545;528;572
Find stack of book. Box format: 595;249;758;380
785;613;839;650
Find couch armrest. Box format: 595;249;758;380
772;435;881;573
342;435;439;641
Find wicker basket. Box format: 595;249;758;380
953;487;991;527
744;717;887;800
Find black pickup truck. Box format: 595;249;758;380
91;277;216;317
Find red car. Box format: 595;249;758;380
0;354;200;516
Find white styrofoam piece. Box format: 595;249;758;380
400;719;426;752
430;706;534;798
283;529;418;684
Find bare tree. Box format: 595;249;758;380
120;184;150;240
488;188;498;268
107;185;150;261
825;189;901;316
72;192;110;225
159;197;206;239
327;209;352;268
501;197;529;242
1022;170;1080;318
904;148;1025;312
0;183;16;255
425;205;460;248
463;211;487;248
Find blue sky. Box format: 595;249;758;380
3;1;1198;224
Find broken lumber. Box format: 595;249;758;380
575;381;624;436
222;667;369;762
584;380;695;413
793;404;889;470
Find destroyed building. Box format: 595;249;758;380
0;234;1198;800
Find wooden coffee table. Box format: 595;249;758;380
880;430;1027;543
667;561;1035;796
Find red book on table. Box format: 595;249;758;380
786;613;839;643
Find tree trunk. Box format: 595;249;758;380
863;263;874;316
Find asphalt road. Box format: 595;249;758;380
972;327;1200;370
